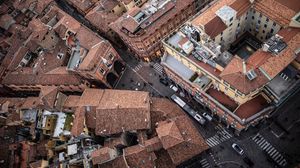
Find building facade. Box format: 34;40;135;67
110;0;213;61
162;0;300;134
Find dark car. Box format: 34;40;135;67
243;157;254;167
159;78;169;86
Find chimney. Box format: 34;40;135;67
242;61;247;75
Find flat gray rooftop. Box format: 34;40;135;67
163;54;194;80
167;32;183;49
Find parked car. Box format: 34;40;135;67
232;143;244;155
159;78;169;86
243;157;254;167
202;112;213;121
194;114;206;125
169;84;178;92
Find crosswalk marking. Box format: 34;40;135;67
252;133;287;167
206;125;232;147
199;159;210;168
153;63;164;74
133;63;143;72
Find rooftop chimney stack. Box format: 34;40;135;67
242;61;247;75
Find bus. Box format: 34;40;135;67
171;94;206;125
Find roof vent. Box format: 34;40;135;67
246;69;257;80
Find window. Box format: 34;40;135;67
99;68;105;74
259;14;262;18
258;20;261;24
108;53;114;60
264;24;267;28
266;18;269;22
229;17;233;22
252;16;254;20
238;23;240;27
270;28;274;33
263;30;265;33
229;23;233;27
273;22;276;26
237;90;242;96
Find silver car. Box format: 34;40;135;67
232;143;244;155
202;112;213;121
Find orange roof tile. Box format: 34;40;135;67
191;0;235;27
124;145;156;168
220;56;269;94
254;0;296;26
156;121;184;149
204;16;227;39
260;28;300;78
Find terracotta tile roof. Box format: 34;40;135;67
85;1;120;33
156;121;184;149
78;89;104;106
274;0;300;12
191;0;235;27
71;107;86;136
39;86;58;109
99;156;128;168
75;26;102;49
220;56;269;94
65;0;96;13
78;40;110;71
124;145;157;168
98;89;150;111
63;95;80;109
163;116;209;165
254;0;297;26
13;0;54;14
2;72;83;86
70;89;151;136
121;14;140;33
95;105;151;136
20;97;40;110
259;28;300;78
204;16;227;39
229;0;251;17
91;147;117;165
234;95;269;119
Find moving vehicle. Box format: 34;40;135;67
202;112;213;121
159;78;169;86
232;143;244;155
171;94;206;125
169;84;178;92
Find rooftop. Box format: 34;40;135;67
110;0;194;41
206;87;238;111
234;95;269;119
